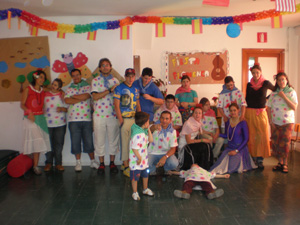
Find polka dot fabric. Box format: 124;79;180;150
202;115;218;133
153;108;182;127
180;166;216;189
267;90;298;126
91;76;119;119
129;133;149;171
148;129;178;155
65;84;92;122
44;92;66;127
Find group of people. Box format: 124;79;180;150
21;59;298;200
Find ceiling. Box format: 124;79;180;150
1;0;300;27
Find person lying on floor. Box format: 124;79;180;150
170;164;230;200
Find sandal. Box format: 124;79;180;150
272;163;283;171
282;165;288;173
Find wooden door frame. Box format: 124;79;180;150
242;48;285;95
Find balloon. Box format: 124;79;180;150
226;23;241;38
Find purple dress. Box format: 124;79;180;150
210;120;257;174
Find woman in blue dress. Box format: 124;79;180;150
210;103;257;174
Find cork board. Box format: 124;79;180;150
0;36;51;102
167;51;228;85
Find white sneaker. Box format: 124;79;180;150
75;161;82;172
142;188;154;196
33;166;42;175
132;192;140;201
90;160;99;169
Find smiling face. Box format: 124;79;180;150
251;68;262;82
276;75;288;89
35;73;45;87
99;60;112;76
71;70;82;84
192;108;202;122
181;78;190;89
229;105;239;118
160;112;172;129
51;80;60;92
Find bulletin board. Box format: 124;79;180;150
167;51;228;85
0;36;51;102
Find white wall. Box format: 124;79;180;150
0;16;133;165
133;23;295;100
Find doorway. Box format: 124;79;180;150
241;48;285;95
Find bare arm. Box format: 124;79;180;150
65;97;82;105
136;100;141;112
148;128;153;143
240;105;246;120
218;107;228;122
114;98;123;126
20;88;35;122
132;149;142;165
215;174;230;179
72;93;90;101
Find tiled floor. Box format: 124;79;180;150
1;152;300;225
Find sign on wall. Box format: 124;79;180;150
167;51;228;85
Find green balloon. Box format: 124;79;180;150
44;79;50;86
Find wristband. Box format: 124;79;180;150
165;154;169;159
235;149;239;153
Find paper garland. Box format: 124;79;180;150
0;5;299;34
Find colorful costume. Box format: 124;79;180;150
91;74;120;157
148;123;178;173
114;82;139;161
245;79;274;158
44;91;67;165
267;86;298;158
23;85;50;155
175;87;198;123
210;120;257;174
153;103;182;129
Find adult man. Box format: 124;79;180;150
91;58;119;174
153;94;182;131
65;69;98;171
148;111;178;175
133;67;164;122
114;68;141;177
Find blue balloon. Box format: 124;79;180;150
226;23;241;38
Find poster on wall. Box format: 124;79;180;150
167;50;228;85
0;36;50;102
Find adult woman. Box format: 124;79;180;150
245;64;275;169
210;103;257;174
175;75;198;123
217;76;247;132
200;97;224;159
20;70;50;175
178;107;213;170
267;72;298;173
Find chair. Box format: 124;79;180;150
289;124;300;170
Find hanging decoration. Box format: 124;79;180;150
275;0;296;12
271;15;283;28
120;26;130;40
0;5;299;35
155;23;166;37
87;31;97;40
192;19;203;34
57;31;65;39
226;23;241;38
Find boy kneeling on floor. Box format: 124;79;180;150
170;164;230;200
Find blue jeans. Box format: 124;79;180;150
46;125;66;165
148;154;178;173
68;121;94;155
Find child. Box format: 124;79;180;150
129;112;154;201
44;78;68;172
20;69;51;175
171;164;230;200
